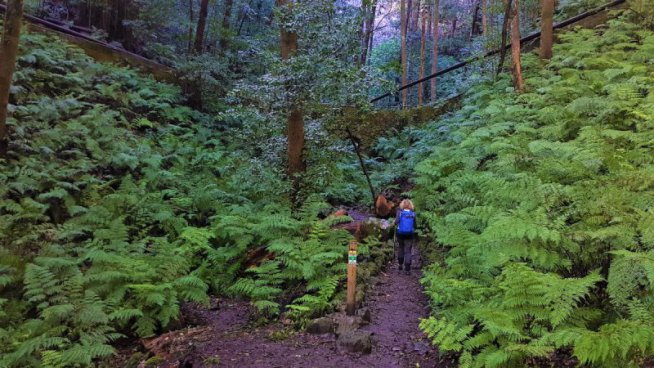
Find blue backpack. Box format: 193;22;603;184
397;209;416;235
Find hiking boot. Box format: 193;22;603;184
404;264;411;275
398;258;404;270
404;269;411;275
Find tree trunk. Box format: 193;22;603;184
410;0;420;33
220;0;234;51
360;0;377;65
406;0;412;34
418;10;427;106
497;0;513;76
105;0;136;51
359;3;368;65
365;3;377;66
287;106;305;184
511;0;525;92
237;5;247;35
0;0;24;157
470;0;481;39
482;0;487;35
187;0;194;55
366;31;374;65
194;0;210;53
430;0;439;101
540;0;555;59
188;0;206;108
276;0;305;193
427;1;432;40
400;0;408;108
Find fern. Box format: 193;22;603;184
411;12;654;367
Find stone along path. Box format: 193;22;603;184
135;249;453;368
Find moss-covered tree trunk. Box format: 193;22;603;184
511;0;525;92
276;0;305;195
540;0;555;59
0;0;24;157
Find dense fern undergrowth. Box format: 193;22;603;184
0;27;366;367
3;4;654;368
400;10;654;368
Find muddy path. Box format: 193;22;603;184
137;246;454;368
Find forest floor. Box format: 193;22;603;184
127;247;455;368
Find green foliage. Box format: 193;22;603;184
407;13;654;367
626;0;654;30
558;0;609;18
0;26;357;367
0;29;218;367
226;204;352;320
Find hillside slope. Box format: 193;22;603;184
0;25;360;367
406;9;654;368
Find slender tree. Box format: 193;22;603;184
511;0;525;92
237;2;248;35
276;0;305;192
430;0;439;101
187;0;194;54
540;0;555;59
365;1;377;66
360;0;377;65
220;0;234;51
400;0;408;107
497;0;513;76
418;5;427;105
427;1;432;40
0;0;24;157
194;0;210;53
410;0;421;33
470;0;481;39
359;1;368;65
482;0;487;36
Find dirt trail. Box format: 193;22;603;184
357;267;441;368
144;246;453;368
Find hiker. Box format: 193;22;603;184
395;199;416;275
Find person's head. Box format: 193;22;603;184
399;199;414;211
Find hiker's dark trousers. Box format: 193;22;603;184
397;233;415;269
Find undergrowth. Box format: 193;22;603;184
0;27;359;367
406;8;654;368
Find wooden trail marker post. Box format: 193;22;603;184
346;240;358;316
